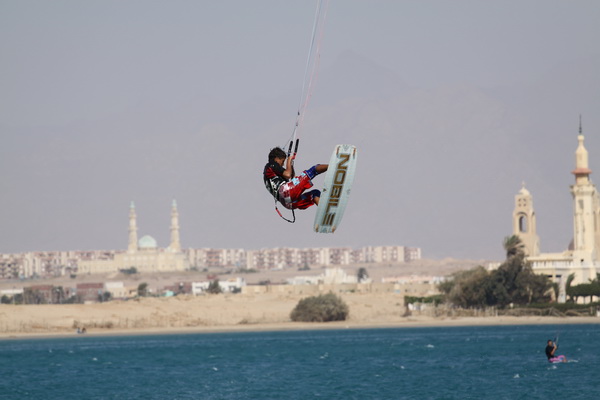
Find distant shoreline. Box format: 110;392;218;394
2;315;599;341
2;293;599;341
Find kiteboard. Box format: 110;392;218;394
314;144;358;233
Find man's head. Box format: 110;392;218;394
547;340;553;346
268;147;287;165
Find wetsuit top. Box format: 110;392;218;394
545;345;555;359
263;162;287;201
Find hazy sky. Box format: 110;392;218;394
1;0;600;260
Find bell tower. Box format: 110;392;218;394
512;183;540;256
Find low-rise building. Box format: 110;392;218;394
191;277;246;295
76;283;105;303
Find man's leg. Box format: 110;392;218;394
305;164;328;179
282;165;328;209
303;165;327;205
292;189;321;209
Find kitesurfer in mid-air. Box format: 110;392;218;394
264;147;328;210
545;339;567;363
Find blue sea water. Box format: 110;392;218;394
0;324;598;400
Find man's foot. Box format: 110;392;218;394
316;164;328;174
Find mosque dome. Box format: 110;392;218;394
138;235;158;249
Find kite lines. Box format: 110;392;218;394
275;0;330;224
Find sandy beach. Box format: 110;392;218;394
1;292;598;340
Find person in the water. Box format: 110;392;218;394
545;339;567;363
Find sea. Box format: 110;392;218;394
1;324;598;400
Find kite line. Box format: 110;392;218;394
276;0;330;223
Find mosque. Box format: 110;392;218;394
512;122;599;302
77;200;189;274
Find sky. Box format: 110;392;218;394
1;0;600;261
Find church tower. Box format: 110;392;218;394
512;183;540;256
127;201;138;254
569;119;600;264
169;199;182;252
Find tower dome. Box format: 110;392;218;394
518;184;530;196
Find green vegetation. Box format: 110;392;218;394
23;288;47;304
357;267;369;283
439;235;552;308
565;273;600;303
290;293;349;322
206;280;222;294
99;292;112;303
405;294;444;306
137;282;148;297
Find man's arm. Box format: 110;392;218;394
282;156;295;180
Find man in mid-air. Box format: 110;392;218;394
263;147;328;210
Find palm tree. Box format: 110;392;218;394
503;235;525;258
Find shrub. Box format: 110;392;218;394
290;293;349;322
137;282;148;297
120;267;138;275
206;280;222;294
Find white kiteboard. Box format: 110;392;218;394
314;144;358;233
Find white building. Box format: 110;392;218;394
191;277;245;294
287;268;360;285
511;122;599;302
78;200;189;274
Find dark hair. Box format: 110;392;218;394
268;147;287;162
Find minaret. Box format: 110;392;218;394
512;182;540;256
570;118;599;264
169;199;181;252
128;201;138;254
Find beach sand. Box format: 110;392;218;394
1;292;598;339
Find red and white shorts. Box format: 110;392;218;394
278;171;320;210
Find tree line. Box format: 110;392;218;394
566;273;600;303
439;235;600;308
439;236;552;308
